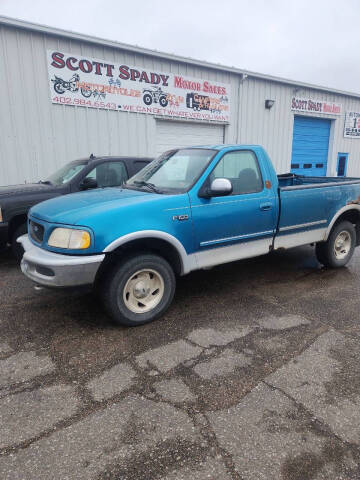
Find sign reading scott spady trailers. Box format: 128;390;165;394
47;50;231;122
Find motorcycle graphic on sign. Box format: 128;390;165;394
51;74;93;98
142;87;168;107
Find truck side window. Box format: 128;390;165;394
85;161;128;187
211;151;263;195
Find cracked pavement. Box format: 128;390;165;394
1;245;360;479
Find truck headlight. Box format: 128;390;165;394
48;228;91;249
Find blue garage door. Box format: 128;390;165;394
291;116;331;176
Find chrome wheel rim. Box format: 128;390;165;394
333;230;351;260
123;269;164;314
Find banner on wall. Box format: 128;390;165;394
291;96;341;115
344;111;360;138
47;50;231;122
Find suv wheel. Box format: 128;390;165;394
101;253;176;326
11;223;27;262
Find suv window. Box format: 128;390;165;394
85;161;128;187
133;160;150;171
210;151;263;195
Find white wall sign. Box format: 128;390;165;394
291;97;341;115
344;111;360;138
47;50;231;122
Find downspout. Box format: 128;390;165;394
235;73;247;143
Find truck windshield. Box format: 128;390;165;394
125;148;216;193
45;161;87;186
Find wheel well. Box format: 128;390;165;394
8;214;28;243
98;237;183;278
333;210;360;246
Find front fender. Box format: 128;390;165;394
103;230;197;275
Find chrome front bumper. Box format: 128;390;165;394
18;235;105;288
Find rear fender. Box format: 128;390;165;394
325;205;360;243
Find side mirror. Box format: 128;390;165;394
80;177;98;190
200;178;233;198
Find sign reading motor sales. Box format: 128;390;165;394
291;97;341;115
47;50;231;122
344;112;360;138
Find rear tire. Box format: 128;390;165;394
11;223;27;262
315;220;356;268
101;253;176;326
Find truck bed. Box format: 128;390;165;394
278;173;360;189
275;173;360;250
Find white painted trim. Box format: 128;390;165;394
200;230;274;247
274;228;327;250
279;220;327;232
103;230;197;275
191;196;266;208
155;116;230;126
325;204;360;239
193;237;272;269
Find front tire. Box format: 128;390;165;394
316;220;356;268
143;93;153;106
101;253;176;326
11;223;27;262
53;82;65;94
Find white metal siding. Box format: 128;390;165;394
237;77;360;176
2;20;360;185
0;23;236;185
156;121;224;155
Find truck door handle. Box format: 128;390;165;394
260;202;272;211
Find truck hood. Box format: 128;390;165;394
30;187;160;225
0;183;52;197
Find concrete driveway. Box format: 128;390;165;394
0;245;360;479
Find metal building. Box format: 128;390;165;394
2;15;360;186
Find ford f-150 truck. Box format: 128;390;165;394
19;145;360;326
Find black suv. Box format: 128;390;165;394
0;155;153;259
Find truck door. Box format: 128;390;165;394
189;150;277;268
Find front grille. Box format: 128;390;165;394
29;220;44;244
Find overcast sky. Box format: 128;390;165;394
0;0;358;93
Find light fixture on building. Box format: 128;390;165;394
265;99;275;109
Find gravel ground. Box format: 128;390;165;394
0;244;360;479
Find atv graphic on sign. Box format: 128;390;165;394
142;87;168;107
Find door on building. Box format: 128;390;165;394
337;153;348;177
156;120;224;156
290;116;331;176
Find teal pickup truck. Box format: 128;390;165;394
19;145;360;326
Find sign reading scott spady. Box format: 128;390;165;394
291;97;341;115
47;50;231;122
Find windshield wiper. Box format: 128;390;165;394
132;181;163;194
38;180;52;185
